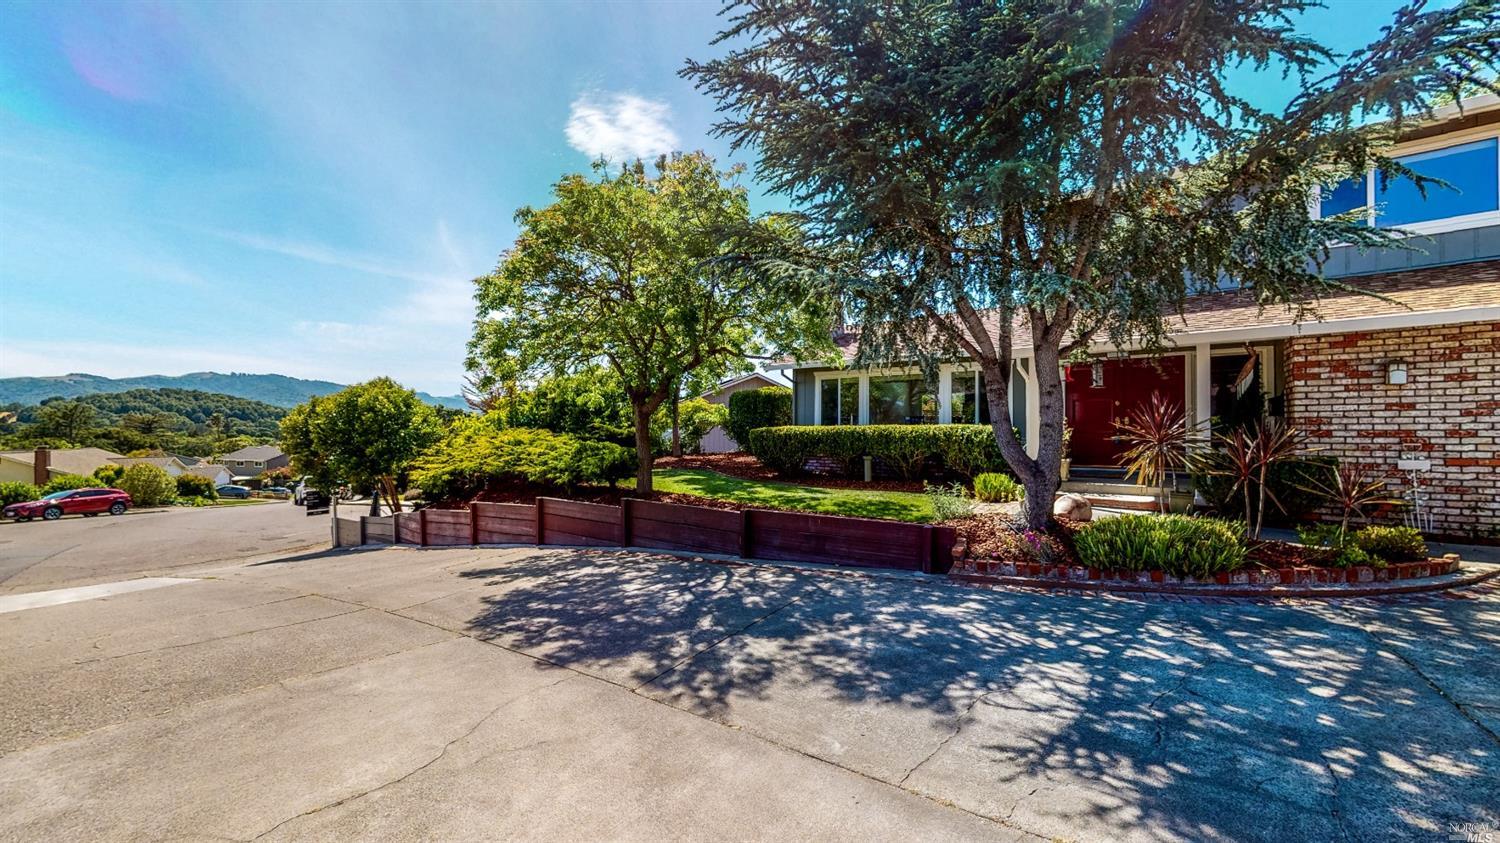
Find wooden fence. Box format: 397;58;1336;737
356;497;955;574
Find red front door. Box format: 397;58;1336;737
1065;357;1185;467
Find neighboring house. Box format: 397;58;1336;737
0;447;125;485
110;456;190;477
182;463;234;486
169;453;206;468
214;445;289;482
777;95;1500;537
697;372;789;453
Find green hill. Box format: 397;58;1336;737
0;372;465;409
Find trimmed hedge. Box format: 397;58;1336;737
1191;454;1336;524
411;420;635;501
725;387;791;449
747;424;1007;480
1074;514;1247;579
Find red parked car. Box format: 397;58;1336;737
3;488;132;522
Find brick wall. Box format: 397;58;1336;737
1285;321;1500;538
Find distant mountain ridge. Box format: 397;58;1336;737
0;372;466;410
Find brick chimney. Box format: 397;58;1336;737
32;446;49;487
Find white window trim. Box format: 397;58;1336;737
813;363;1021;427
1312;128;1500;236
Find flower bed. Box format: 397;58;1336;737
949;513;1465;588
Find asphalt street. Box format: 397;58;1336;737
1;544;1494;841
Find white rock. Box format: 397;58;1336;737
1053;493;1093;522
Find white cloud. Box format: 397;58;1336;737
565;92;679;162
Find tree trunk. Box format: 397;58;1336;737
632;402;656;495
670;388;682;458
382;475;403;514
1021;348;1067;531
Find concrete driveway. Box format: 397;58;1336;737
0;501;329;594
0;546;1495;841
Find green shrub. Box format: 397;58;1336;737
1329;544;1380;569
411;420;635;500
0;482;40;506
41;474;96;495
175;473;218;500
748;424;1005;480
973;472;1023;503
92;464;125;486
116;463;177;506
1354;525;1427;562
924;482;975;520
1075;514;1247;579
726;387;791;449
1192;454;1335;524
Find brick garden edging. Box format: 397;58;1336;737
949;556;1500;599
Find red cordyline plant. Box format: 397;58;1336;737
1113;392;1203;515
1300;461;1402;543
1207;417;1305;540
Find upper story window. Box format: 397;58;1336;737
1318;136;1500;232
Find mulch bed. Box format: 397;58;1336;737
654;453;927;493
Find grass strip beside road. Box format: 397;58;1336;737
652;468;935;522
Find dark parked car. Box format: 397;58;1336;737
216;484;252;499
261;486;292;496
4;488;132;522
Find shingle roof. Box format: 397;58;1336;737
218;444;284;461
183;463;231;480
0;447;125;478
110;456;185;470
797;263;1500;366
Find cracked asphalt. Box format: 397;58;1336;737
0;544;1495;841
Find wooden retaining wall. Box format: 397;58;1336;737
359;497;955;574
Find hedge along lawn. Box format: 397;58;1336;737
652;468;936;522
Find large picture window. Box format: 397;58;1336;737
818;376;859;425
1378;138;1499;226
869;375;937;425
1318;137;1500;228
948;371;992;424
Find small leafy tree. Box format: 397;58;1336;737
117;463;177;507
470;153;832;494
656;397;728;454
279;379;440;514
687;0;1500;529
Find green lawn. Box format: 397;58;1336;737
652;468;935;522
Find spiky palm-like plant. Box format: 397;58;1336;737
1114;392;1199;514
1210;418;1306;539
1301;462;1402;543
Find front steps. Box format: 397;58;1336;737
1061;479;1190;513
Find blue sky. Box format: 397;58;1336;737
0;0;1444;395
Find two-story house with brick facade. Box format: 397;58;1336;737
776;95;1500;539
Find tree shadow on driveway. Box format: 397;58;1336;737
457;549;1499;842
